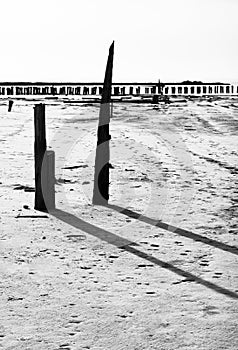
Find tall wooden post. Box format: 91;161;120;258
34;104;55;211
93;41;114;205
34;104;47;211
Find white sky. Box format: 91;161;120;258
0;0;237;83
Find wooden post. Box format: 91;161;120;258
34;104;47;211
8;100;14;112
34;104;55;212
93;41;114;205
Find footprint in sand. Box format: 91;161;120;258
202;305;220;315
212;272;223;279
199;262;209;267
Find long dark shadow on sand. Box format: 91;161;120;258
51;209;238;300
106;204;238;256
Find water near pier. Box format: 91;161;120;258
0;97;238;349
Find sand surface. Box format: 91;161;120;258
0;97;238;349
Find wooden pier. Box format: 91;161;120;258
0;82;237;98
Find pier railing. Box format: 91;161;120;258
0;82;237;97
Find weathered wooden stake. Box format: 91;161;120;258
34;104;55;211
93;41;114;205
8;100;14;112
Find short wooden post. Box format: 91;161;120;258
34;104;47;211
8;100;14;112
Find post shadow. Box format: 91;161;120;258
50;208;238;300
106;204;238;256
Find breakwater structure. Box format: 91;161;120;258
0;81;237;98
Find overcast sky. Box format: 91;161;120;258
1;0;237;83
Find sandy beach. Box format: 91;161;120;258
0;97;238;349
